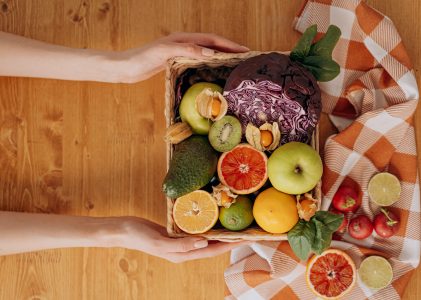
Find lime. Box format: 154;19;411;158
368;172;401;206
358;256;393;289
219;196;254;231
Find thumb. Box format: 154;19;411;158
167;237;209;253
167;42;215;59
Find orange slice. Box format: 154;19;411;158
306;249;356;299
218;144;268;194
173;190;219;234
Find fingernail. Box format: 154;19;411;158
202;48;215;57
194;239;208;248
240;45;250;51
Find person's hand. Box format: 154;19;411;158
117;217;249;263
113;32;249;83
0;31;247;83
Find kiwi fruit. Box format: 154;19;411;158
209;116;242;152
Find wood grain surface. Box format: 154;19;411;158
0;0;420;299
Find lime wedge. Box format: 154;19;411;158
358;256;393;289
368;173;401;206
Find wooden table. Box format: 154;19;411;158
0;0;420;299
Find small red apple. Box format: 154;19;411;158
348;215;373;240
332;186;360;213
374;208;400;238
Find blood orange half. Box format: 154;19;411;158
217;144;268;194
306;249;356;299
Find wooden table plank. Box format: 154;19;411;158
0;1;419;299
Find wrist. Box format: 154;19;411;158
88;217;129;248
96;49;145;83
83;50;127;83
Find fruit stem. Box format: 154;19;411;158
345;196;356;208
380;208;398;226
353;222;360;231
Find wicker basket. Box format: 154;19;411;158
165;51;322;241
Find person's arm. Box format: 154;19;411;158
0;31;248;83
0;32;249;262
0;211;247;263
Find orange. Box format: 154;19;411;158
218;144;268;194
253;187;298;233
173;190;218;234
306;249;356;299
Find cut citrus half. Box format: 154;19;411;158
306;249;356;299
358;256;393;290
217;144;268;194
173;190;218;234
368;172;401;206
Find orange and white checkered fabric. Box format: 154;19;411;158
224;1;420;299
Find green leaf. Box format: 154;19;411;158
287;220;316;261
301;56;340;82
314;211;344;232
290;24;318;62
309;25;341;58
311;219;333;254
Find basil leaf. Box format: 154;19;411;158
309;25;341;58
301;56;340;82
290;24;318;62
314;211;344;232
287;220;316;261
311;219;332;254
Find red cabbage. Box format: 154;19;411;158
223;53;321;144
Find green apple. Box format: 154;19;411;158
268;142;322;194
179;82;222;135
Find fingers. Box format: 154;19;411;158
166;241;251;263
164;236;209;253
163;42;216;59
165;32;249;53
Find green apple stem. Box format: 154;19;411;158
380;208;398;226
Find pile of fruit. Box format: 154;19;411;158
306;249;394;299
330;172;401;240
163;81;325;236
303;172;401;298
162;24;400;299
163;24;346;258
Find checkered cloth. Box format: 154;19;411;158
224;1;420;299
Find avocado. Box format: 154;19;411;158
179;82;222;135
163;135;218;199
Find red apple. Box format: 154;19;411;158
348;215;373;239
374;208;400;238
332;186;360;213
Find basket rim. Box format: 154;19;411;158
165;51;322;241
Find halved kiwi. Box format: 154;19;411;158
208;116;242;152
